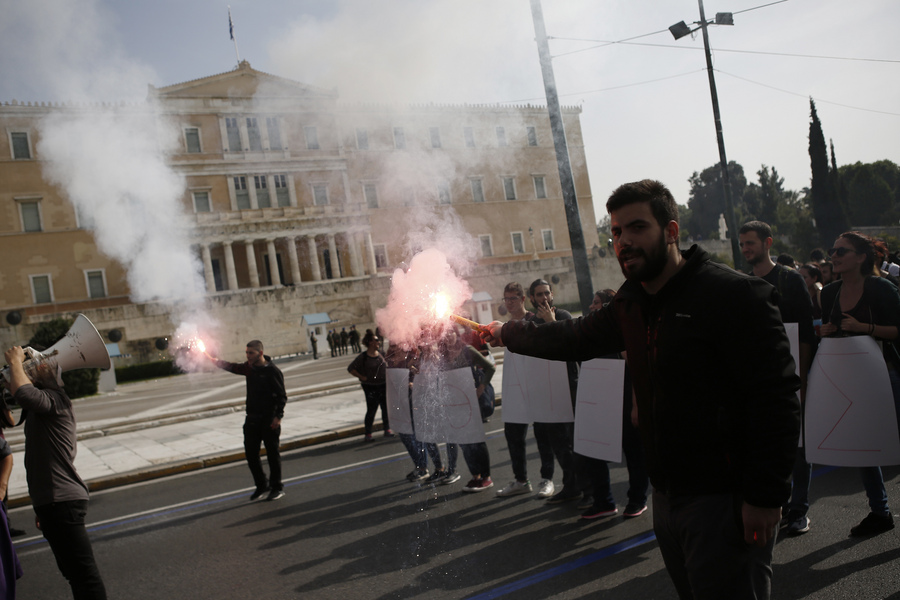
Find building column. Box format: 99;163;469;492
307;235;322;281
266;238;282;286
286;236;302;284
347;231;362;277
223;241;239;290
245;240;260;288
200;244;216;293
365;231;377;275
327;233;340;279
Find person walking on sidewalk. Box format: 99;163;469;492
4;346;106;599
210;340;287;502
348;330;394;442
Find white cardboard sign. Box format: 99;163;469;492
385;368;414;435
412;366;485;444
574;359;625;462
805;336;900;467
501;350;575;424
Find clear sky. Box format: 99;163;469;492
2;0;898;221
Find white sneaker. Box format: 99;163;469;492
537;479;555;498
496;479;533;497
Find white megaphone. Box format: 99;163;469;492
2;314;111;385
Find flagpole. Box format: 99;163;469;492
228;6;241;66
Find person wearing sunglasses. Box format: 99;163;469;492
819;231;900;537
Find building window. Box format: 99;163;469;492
313;184;328;206
542;229;555;250
496;126;507;147
533;175;547;199
304;126;320;150
479;235;493;258
19;201;41;232
225;117;242;152
246;118;262;151
193;191;211;213
526;126;538;147
437;181;451;205
274;174;290;206
373;244;388;268
184;128;201;153
85;270;107;299
75;204;94;230
234;176;250;210
255;175;270;208
429;127;441;148
356;128;369;150
30;274;53;304
470;179;485;203
503;177;517;201
393;127;406;149
266;117;282;150
10;132;31;159
464;127;475;148
511;232;525;254
364;184;379;209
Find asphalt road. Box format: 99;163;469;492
11;423;900;600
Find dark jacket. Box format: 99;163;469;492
820;276;900;371
216;356;286;421
502;245;801;508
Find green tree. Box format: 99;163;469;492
28;318;100;399
840;159;900;226
687;161;747;240
808;99;849;246
743;165;786;226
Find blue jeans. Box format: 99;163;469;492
362;385;389;435
34;499;106;600
399;433;427;470
461;442;490;478
424;443;458;473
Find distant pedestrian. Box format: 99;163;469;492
210;340;287;502
327;330;336;358
349;325;361;353
348;330;393;442
330;330;340;357
340;328;350;355
310;332;318;360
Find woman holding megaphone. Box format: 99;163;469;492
4;345;107;599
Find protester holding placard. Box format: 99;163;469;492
819;231;900;537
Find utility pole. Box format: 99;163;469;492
529;0;594;313
697;0;742;270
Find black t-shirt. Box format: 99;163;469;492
760;264;817;346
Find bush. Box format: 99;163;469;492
27;318;100;399
114;361;182;384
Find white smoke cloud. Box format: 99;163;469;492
5;0;216;366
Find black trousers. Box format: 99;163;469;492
34;499;106;600
243;418;283;492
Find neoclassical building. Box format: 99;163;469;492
0;62;614;363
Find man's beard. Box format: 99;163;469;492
745;252;764;266
617;233;668;282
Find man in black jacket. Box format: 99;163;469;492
213;340;287;501
484;180;800;600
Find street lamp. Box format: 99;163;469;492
670;2;743;270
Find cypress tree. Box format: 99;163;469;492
808;99;849;246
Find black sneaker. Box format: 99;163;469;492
546;487;583;505
267;489;285;501
424;469;446;483
250;487;269;501
850;512;894;536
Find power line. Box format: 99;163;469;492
715;69;900;116
496;69;705;105
552;38;900;64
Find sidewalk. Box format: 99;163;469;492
7;363;505;508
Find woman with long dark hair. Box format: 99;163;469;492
819;231;900;536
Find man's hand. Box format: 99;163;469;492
271;417;282;430
742;503;780;547
535;302;556;322
482;322;505;347
4;347;25;367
